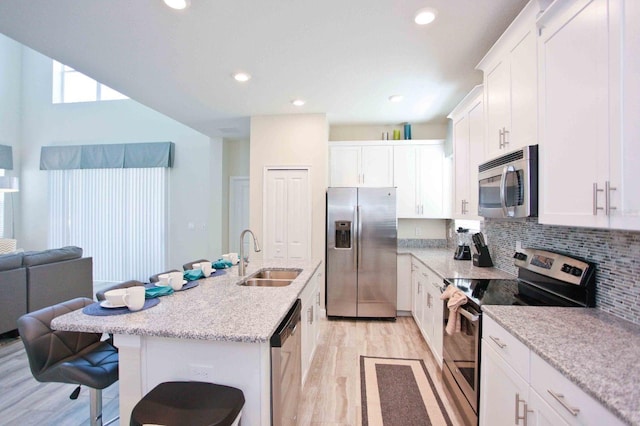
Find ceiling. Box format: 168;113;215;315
0;0;528;138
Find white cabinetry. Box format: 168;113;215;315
300;266;321;385
448;85;484;219
329;144;393;187
393;142;447;218
410;258;443;366
477;1;539;160
538;0;640;231
480;315;623;426
396;254;412;312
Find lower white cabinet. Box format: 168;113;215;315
300;267;321;385
480;316;623;426
410;257;443;366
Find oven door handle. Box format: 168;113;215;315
500;165;516;218
458;307;480;322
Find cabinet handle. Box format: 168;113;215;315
605;181;617;215
417;283;421;294
489;335;507;349
499;128;504;148
316;291;321;306
593;183;604;215
503;128;510;147
515;393;531;425
547;390;580;416
427;293;432;308
461;199;467;214
310;304;314;324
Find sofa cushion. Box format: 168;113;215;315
0;252;24;271
22;246;83;267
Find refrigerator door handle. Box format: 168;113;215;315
353;205;358;271
357;205;362;269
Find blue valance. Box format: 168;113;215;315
40;142;174;170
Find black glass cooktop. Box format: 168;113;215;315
444;278;520;311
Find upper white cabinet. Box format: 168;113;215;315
329;144;393;187
393;142;448;218
538;0;640;230
448;85;484;219
477;1;540;160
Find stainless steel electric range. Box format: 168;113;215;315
441;248;596;426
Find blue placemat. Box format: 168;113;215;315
82;298;160;316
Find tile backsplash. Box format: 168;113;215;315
398;238;447;249
482;218;640;325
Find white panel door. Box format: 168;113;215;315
329;146;361;187
264;168;310;261
361;145;393;186
229;176;250;254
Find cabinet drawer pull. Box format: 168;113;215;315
593;183;604;215
605;181;617;215
548;390;580;416
489;335;507;348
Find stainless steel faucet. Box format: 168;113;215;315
239;229;261;276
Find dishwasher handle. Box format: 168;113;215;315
270;299;302;347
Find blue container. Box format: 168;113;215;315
403;123;412;140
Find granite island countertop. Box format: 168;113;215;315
483;305;640;426
398;248;516;280
52;259;322;344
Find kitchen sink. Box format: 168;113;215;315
251;269;301;280
240;278;293;287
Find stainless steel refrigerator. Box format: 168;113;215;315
326;187;397;318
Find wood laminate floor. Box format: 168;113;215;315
0;315;463;426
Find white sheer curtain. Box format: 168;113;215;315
49;168;167;282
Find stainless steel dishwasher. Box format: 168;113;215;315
271;299;301;426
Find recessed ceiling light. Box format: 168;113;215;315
389;95;404;103
163;0;190;10
292;99;306;107
232;72;251;82
414;8;437;25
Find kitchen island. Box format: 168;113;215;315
52;259;322;425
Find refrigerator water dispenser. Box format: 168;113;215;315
335;221;352;249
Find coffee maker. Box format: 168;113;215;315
454;227;472;260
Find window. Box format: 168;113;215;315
48;168;167;282
52;60;128;104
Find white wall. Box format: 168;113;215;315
249;114;328;263
18;45;222;271
0;35;22;237
397;219;447;239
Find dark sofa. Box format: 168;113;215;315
0;246;93;335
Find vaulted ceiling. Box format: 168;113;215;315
0;0;527;138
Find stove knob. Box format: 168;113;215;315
561;264;572;273
570;267;583;277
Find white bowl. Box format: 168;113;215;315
104;289;127;306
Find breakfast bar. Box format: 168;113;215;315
52;260;322;425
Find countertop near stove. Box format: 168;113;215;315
397;248;516;280
483;305;640;426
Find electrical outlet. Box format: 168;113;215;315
415;227;422;236
188;364;215;380
516;241;522;251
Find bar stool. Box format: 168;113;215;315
130;381;245;426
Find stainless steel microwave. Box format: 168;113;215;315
478;145;538;218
